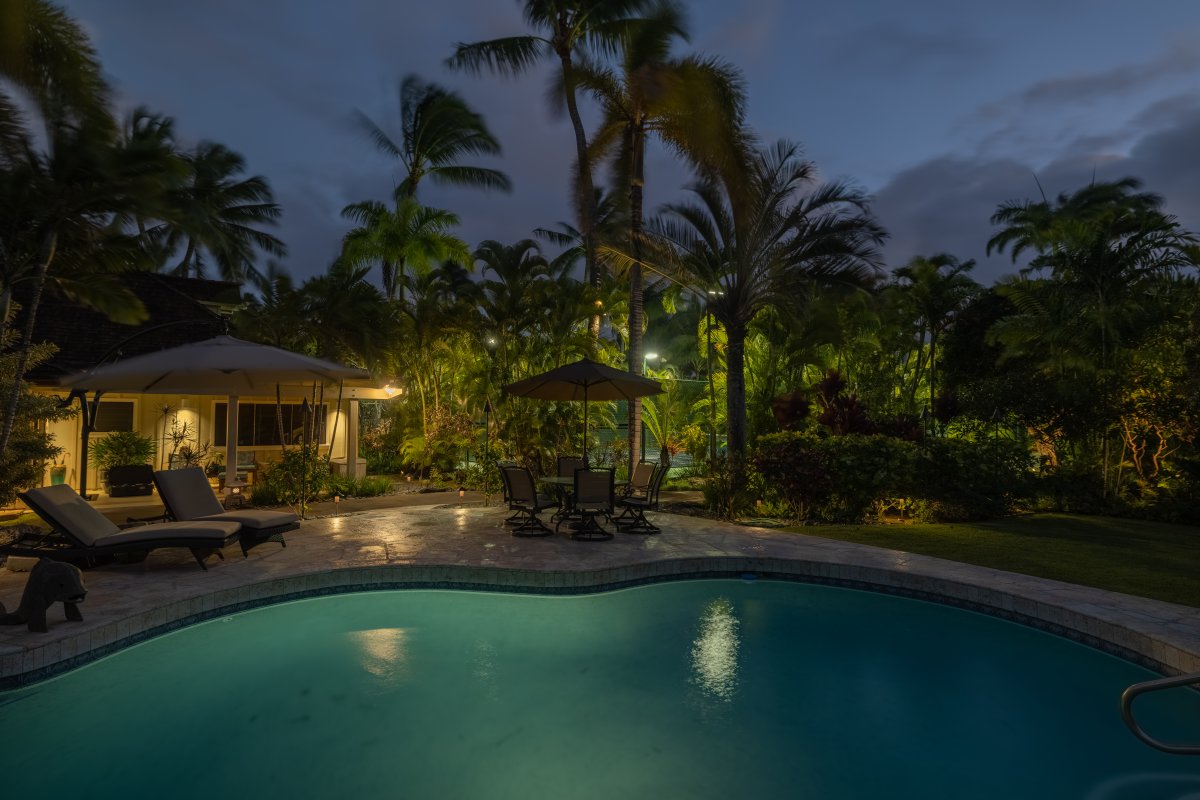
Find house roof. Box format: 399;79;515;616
17;273;244;385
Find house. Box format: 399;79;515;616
19;273;385;499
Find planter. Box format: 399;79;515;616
105;464;154;497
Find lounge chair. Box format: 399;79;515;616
561;467;614;540
152;468;297;556
501;466;557;536
615;463;667;534
12;484;242;570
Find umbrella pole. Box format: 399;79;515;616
582;386;588;465
226;394;239;501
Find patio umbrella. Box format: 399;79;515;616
59;335;371;498
503;358;662;459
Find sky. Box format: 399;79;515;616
60;0;1200;287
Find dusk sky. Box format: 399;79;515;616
61;0;1200;286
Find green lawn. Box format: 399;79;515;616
785;513;1200;608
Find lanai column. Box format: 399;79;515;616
225;394;239;490
345;399;361;477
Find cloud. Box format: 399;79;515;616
872;97;1200;285
1013;40;1200;108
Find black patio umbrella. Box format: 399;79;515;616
503;358;663;459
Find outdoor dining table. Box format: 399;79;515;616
539;476;630;489
539;475;629;528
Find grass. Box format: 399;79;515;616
784;513;1200;608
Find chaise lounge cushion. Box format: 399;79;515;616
153;468;299;531
26;485;241;547
196;508;298;532
93;520;242;547
152;468;297;557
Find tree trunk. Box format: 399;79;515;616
0;232;57;462
928;330;937;418
726;321;748;459
626;124;645;469
556;49;601;344
174;238;197;277
706;311;717;463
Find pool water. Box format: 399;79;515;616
2;580;1198;799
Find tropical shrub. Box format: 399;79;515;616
0;343;75;505
910;432;1037;521
89;431;157;472
702;457;756;519
252;445;329;512
327;474;393;498
818;434;918;522
752;432;832;521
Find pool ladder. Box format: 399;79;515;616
1121;672;1200;755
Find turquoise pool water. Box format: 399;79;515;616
1;580;1198;798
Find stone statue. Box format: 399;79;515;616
0;558;86;633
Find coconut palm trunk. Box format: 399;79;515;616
556;49;602;341
725;320;747;459
626;121;646;465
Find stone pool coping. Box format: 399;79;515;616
1;504;1197;689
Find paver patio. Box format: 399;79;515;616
1;503;1197;688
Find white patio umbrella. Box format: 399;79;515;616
59;335;371;495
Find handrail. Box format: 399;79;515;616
1121;672;1200;755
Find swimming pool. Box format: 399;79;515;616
1;580;1197;798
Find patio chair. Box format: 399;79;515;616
152;468;297;556
11;484;243;570
501;466;557;537
495;460;521;525
612;460;655;528
552;455;588;523
556;456;587;478
560;467;614;541
615;463;667;534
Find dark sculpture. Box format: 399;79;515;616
0;558;86;633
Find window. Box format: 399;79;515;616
92;401;135;433
214;403;327;447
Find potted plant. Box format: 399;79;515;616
89;431;157;497
204;452;225;490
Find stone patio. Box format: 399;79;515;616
2;503;1198;689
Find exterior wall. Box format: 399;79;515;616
36;389;358;495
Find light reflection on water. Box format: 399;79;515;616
348;627;411;686
690;598;740;703
474;639;500;700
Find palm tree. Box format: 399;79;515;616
448;0;659;337
354;74;511;200
987;178;1199;492
653;141;885;458
891;254;980;414
339;197;471;300
0;0;110;128
583;4;747;463
987;177;1198;371
157;141;286;282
